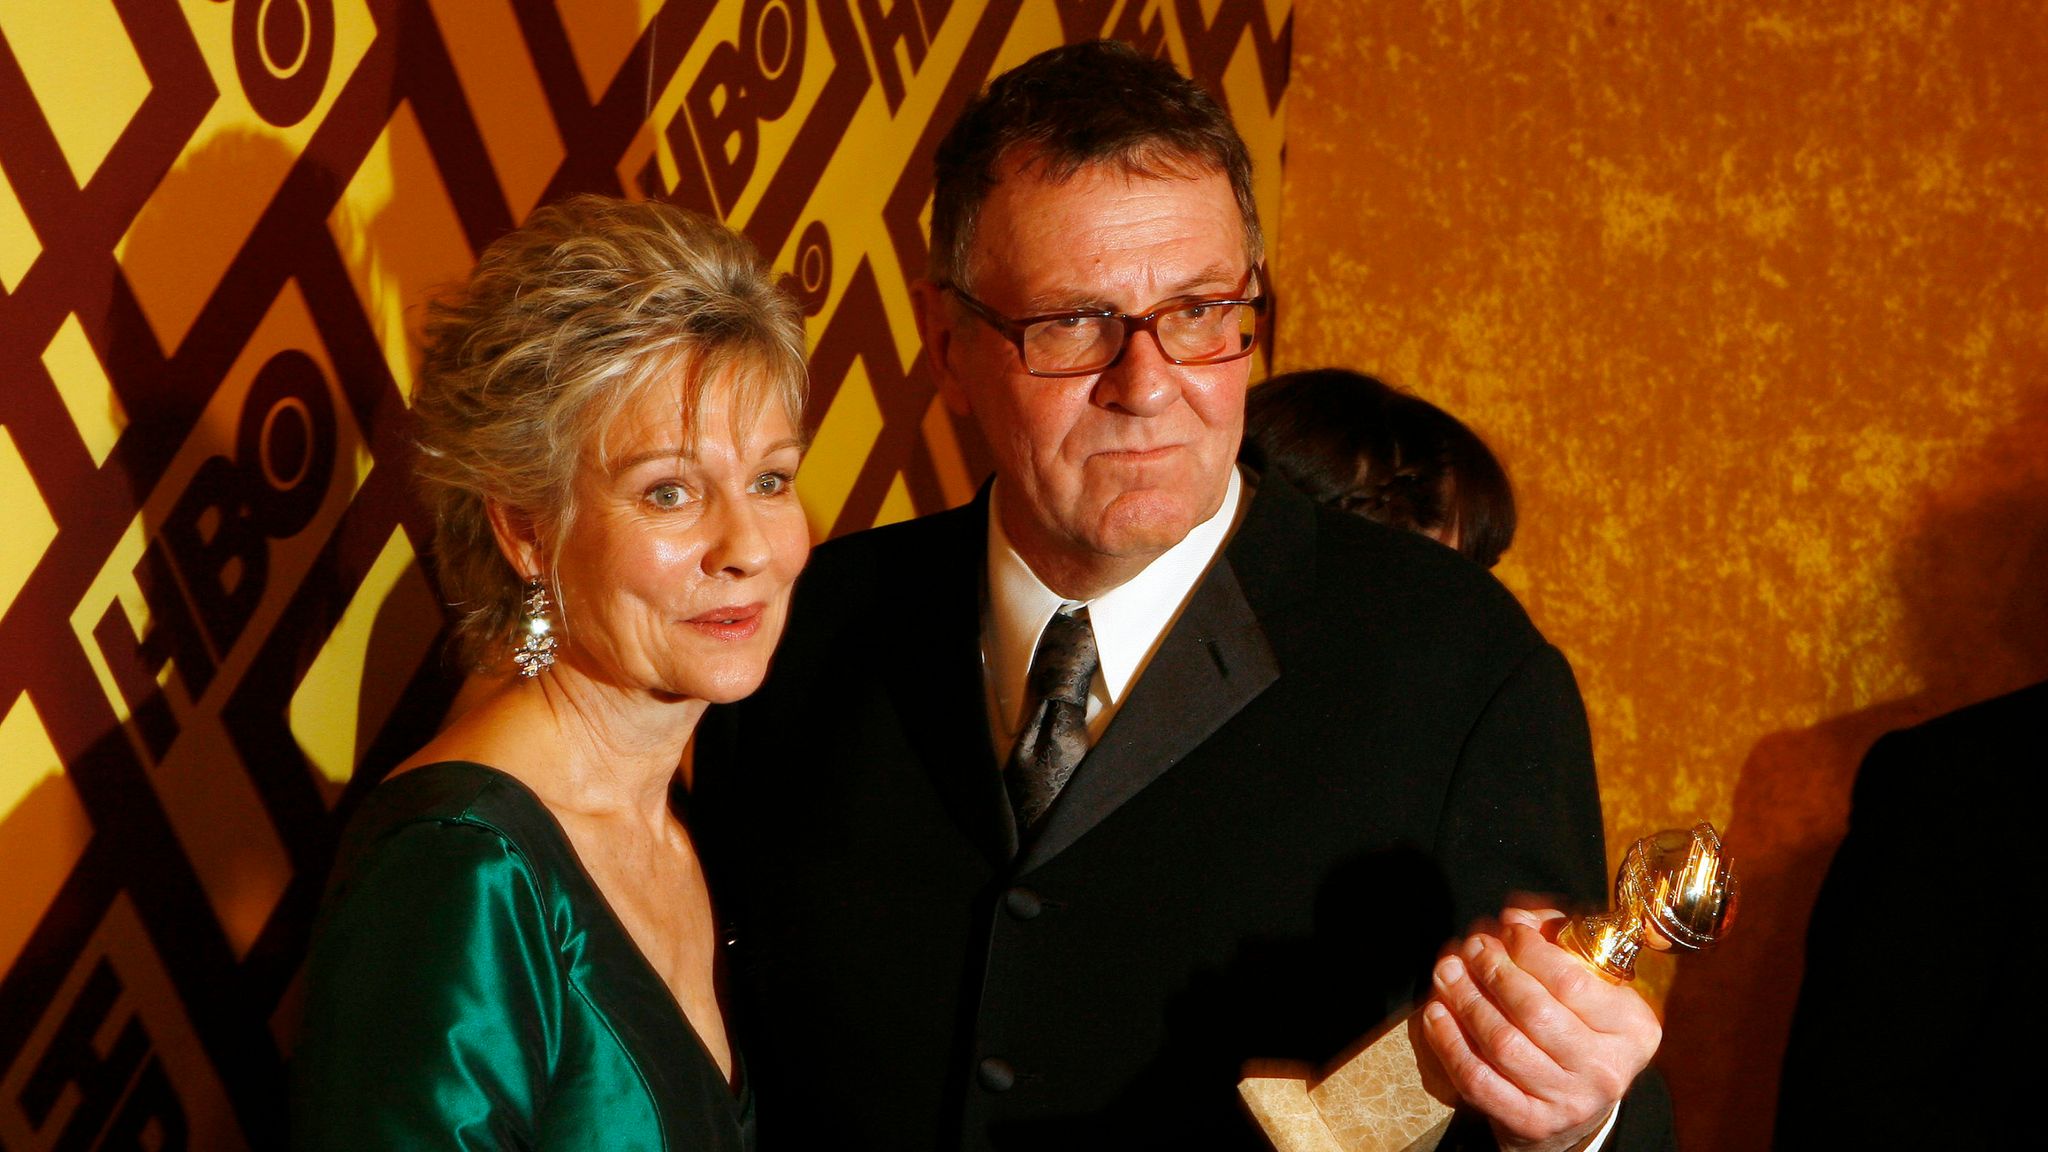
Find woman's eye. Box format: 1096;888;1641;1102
646;483;688;509
750;471;794;497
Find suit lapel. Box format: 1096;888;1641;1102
1014;473;1319;872
881;492;1020;865
1017;551;1280;872
896;474;1321;874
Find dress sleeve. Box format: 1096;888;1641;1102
290;819;562;1151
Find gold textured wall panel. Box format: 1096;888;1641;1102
1279;3;2048;1148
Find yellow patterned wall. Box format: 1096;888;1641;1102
0;2;1289;1146
1279;3;2047;1149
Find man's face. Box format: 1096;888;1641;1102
919;158;1254;594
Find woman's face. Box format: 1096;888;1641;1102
549;371;809;704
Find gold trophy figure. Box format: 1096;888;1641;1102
1240;823;1737;1152
1558;822;1737;981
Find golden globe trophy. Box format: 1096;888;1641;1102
1239;823;1736;1152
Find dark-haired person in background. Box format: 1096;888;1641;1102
697;40;1668;1152
1243;368;1516;569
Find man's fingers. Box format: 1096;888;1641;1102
1501;923;1664;1051
1420;971;1528;1127
1431;942;1566;1093
1468;933;1592;1069
1438;937;1579;1091
1426;913;1665;1151
1499;905;1565;931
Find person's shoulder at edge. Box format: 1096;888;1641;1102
1870;676;2045;754
1848;676;2044;830
1857;677;2045;775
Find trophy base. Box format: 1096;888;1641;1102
1238;1010;1456;1152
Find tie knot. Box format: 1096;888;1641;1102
1028;608;1097;707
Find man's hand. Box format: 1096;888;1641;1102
1419;907;1661;1152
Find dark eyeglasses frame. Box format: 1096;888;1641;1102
941;266;1270;379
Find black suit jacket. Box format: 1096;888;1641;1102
697;475;1657;1150
1774;679;2045;1148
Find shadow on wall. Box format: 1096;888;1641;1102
1;129;455;1151
1657;380;2048;1152
0;126;322;1152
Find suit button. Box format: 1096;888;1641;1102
1004;887;1042;920
977;1057;1016;1092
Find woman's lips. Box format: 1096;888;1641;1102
686;603;764;641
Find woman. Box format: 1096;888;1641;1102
1242;368;1518;568
290;195;809;1150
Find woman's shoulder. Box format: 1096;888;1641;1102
328;762;577;899
354;759;559;835
295;772;579;1150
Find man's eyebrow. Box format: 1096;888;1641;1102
1019;288;1117;313
1155;263;1251;300
1021;265;1248;313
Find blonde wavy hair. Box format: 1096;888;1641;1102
412;195;808;670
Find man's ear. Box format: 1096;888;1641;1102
911;279;973;417
485;499;543;581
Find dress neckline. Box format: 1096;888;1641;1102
371;760;749;1105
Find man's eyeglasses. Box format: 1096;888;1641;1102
943;268;1268;378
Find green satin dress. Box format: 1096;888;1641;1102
290;762;753;1151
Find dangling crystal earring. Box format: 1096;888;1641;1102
512;577;558;677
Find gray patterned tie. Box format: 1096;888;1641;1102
1007;606;1098;828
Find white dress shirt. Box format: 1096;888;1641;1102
982;468;1247;761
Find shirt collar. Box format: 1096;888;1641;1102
985;468;1247;735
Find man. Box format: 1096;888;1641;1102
1774;678;2044;1147
696;40;1665;1151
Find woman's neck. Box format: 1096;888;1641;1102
403;666;705;829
